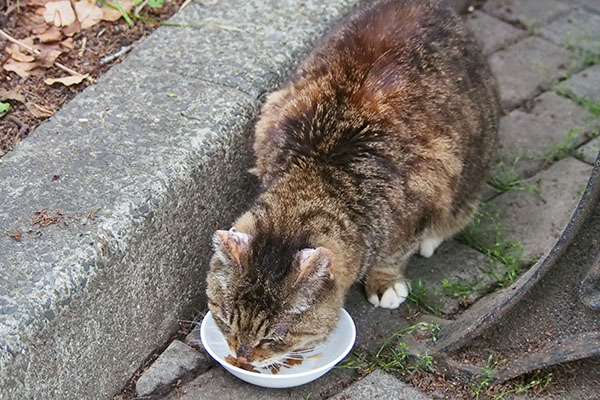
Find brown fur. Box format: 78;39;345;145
206;0;499;366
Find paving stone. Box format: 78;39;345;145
463;11;525;55
406;240;497;316
555;64;600;102
163;366;356;400
480;157;593;263
540;9;600;56
488;37;571;109
483;0;571;28
495;91;594;179
568;0;600;12
136;340;210;397
329;369;432;400
575;136;600;165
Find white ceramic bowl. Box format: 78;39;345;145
200;308;356;388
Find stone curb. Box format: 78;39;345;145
0;1;363;398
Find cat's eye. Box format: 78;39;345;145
258;338;275;346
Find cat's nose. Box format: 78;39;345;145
237;344;252;360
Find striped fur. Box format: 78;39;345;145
206;0;499;365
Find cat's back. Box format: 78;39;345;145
254;0;499;192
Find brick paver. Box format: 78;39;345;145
488;37;571;109
541;9;600;55
483;0;571;27
464;11;525;55
496;91;593;178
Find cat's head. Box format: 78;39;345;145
206;225;339;367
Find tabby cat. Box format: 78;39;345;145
206;0;499;367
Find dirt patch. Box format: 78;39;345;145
0;0;189;157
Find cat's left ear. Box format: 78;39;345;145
213;228;250;265
293;247;334;286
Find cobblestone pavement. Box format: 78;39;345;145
132;1;600;399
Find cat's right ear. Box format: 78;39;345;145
213;229;251;265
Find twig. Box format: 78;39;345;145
134;0;149;16
0;28;95;83
100;44;133;65
179;0;193;11
79;36;87;57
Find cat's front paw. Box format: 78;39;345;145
367;280;409;309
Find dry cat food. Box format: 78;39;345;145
224;355;258;373
224;354;306;374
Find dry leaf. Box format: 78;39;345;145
44;74;88;86
4;60;37;78
75;0;104;29
0;89;27;103
23;0;54;6
27;103;54;118
36;48;62;67
37;25;64;43
101;0;134;22
31;23;52;34
61;21;81;37
43;1;76;26
7;44;35;63
60;37;75;49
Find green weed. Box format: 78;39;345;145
492;373;553;400
467;355;506;400
337;323;439;375
459;206;524;287
553;84;600;116
407;279;441;315
564;29;600;69
0;102;9;113
488;161;539;195
441;278;478;298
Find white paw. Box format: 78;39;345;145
419;236;444;258
376;281;409;309
368;294;380;307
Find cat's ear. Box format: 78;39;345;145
213;228;250;265
293;247;334;286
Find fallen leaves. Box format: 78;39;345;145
32;209;64;227
44;74;89;86
2;0;135;87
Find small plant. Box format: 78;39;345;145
337;322;440;374
441;278;478;298
492;373;553;400
467;355;506;400
553;83;600;116
0;102;9;113
407;279;441;315
541;127;580;163
459;205;525;287
564;29;600;69
488;161;539;195
526;23;539;36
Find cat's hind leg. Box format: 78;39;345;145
365;244;417;309
418;234;444;258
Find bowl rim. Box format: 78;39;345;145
200;308;356;380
